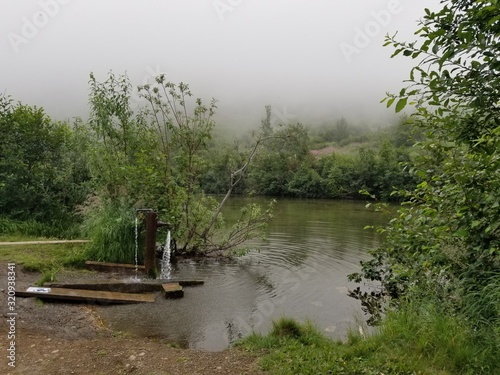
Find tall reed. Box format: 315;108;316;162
81;201;141;264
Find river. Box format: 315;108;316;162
97;197;387;351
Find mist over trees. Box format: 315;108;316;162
2;1;499;372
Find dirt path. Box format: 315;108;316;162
0;263;265;375
4;328;264;375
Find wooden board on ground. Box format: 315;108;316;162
162;283;184;299
162;280;204;287
46;282;158;294
85;261;145;273
46;279;204;293
17;287;155;304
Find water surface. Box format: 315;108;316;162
97;198;386;351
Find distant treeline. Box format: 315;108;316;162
0;93;418;239
201;115;419;201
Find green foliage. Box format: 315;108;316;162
0;216;80;238
384;0;500;145
319;153;355;198
87;72;154;201
350;0;500;343
260;105;273;137
247;122;310;196
317;142;417;201
84;72;272;258
287;161;325;198
269;317;306;339
0;94;90;229
81;199;140;264
0;239;87;273
199;139;247;194
36;268;60;286
225;114;418;200
312;117;361;144
242;310;498;375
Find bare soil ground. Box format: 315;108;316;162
0;263;265;375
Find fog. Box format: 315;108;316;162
1;0;439;129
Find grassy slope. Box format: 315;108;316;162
0;235;87;284
240;309;499;375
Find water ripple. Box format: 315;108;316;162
97;198;387;351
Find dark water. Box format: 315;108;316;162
97;198;386;351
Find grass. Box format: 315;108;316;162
239;305;500;375
81;201;140;264
0;216;80;238
0;216;87;278
0;235;87;280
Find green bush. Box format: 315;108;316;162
0;216;80;239
0;95;90;226
81;200;140;264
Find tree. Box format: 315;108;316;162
248;122;310;196
0;94;90;228
350;0;500;327
84;72;272;258
199;138;247;194
260;105;273;137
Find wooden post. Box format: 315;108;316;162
145;211;158;278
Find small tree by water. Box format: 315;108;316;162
83;72;273;259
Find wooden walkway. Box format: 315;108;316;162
17;287;155;304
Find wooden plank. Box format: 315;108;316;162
0;240;89;246
46;282;159;293
85;261;145;273
46;279;204;293
17;287;155;304
163;280;204;287
162;283;184;299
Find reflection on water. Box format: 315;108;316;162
96;198;387;351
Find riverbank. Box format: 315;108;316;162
239;307;500;375
2;239;498;375
0;261;263;375
4;263;496;375
6;328;263;375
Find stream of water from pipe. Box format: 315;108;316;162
134;216;139;280
160;230;172;279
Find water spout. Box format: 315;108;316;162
160;230;172;279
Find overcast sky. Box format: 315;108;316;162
1;0;440;129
